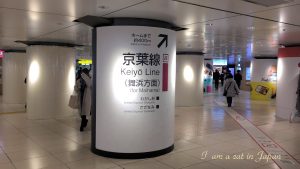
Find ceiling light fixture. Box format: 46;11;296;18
206;23;213;26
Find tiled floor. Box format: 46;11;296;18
0;91;300;169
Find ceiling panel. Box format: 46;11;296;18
252;4;300;25
0;37;26;49
0;8;76;49
176;0;300;15
0;0;147;49
0;0;147;18
34;24;92;46
0;0;300;59
177;15;285;57
105;0;239;25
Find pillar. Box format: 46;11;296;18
240;61;250;91
175;52;203;106
25;44;76;119
3;51;27;104
76;16;180;158
276;47;300;119
249;58;277;100
250;58;277;82
203;59;213;93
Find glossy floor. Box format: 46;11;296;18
0;91;300;169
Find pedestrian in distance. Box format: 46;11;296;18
220;72;225;87
213;69;220;90
234;70;243;89
75;68;92;131
223;74;239;107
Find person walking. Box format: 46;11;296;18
75;68;92;131
213;69;220;90
220;72;225;86
223;74;239;107
234;70;243;89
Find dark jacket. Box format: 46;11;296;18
213;71;220;81
234;73;242;82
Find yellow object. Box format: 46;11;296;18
78;59;92;65
250;82;276;101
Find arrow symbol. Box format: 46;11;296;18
157;34;168;48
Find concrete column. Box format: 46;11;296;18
250;58;277;82
3;51;27;104
26;45;75;119
176;53;203;106
240;61;250;91
276;47;300;119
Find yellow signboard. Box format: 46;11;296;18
78;59;92;65
250;82;276;101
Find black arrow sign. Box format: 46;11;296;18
157;34;168;48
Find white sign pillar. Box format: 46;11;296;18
90;18;177;158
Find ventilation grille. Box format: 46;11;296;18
242;0;293;7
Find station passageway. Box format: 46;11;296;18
1;0;300;168
0;91;299;169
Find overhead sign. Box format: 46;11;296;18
77;59;92;65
